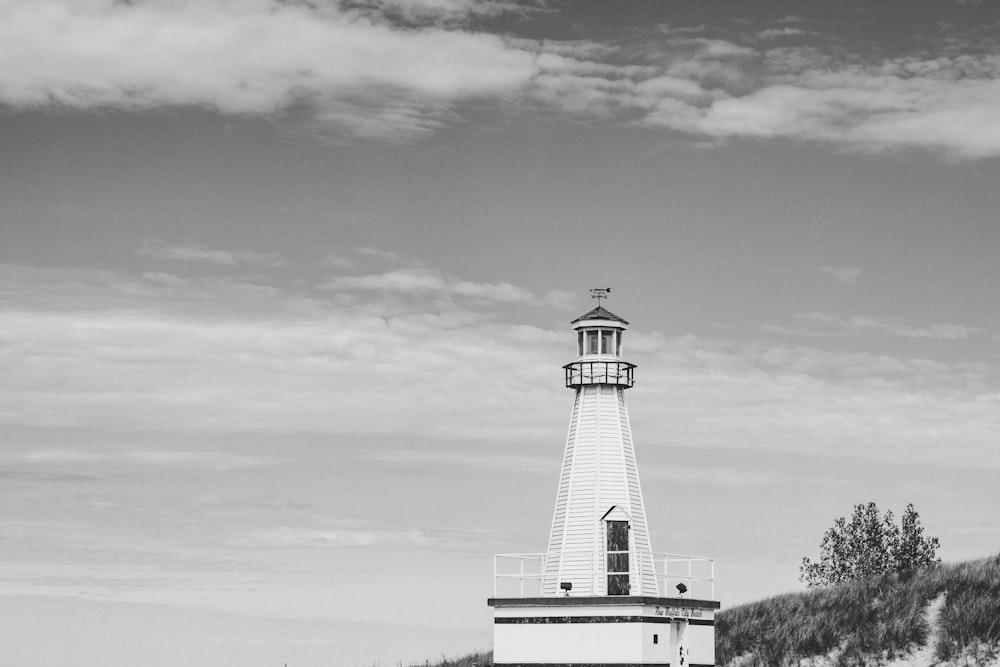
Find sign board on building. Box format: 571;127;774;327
654;606;704;619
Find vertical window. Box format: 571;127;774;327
578;331;584;356
616;331;621;356
606;520;630;595
587;330;599;355
601;330;613;356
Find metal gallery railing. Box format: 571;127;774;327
493;551;714;600
494;552;547;598
654;552;715;601
563;360;635;388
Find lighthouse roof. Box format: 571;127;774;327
571;305;629;325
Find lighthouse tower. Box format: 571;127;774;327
490;293;719;667
542;303;656;598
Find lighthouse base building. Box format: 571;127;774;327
489;302;719;667
490;595;718;667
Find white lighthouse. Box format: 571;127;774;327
490;293;719;667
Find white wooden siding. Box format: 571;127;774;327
542;384;657;596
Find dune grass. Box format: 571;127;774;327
715;552;1000;666
404;651;493;667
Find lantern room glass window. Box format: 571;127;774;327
601;330;614;356
579;328;623;356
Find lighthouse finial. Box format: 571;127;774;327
589;288;611;306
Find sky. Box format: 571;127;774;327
1;0;999;665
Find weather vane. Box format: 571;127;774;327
589;287;611;306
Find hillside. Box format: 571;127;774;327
716;553;1000;666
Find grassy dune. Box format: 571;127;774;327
716;553;1000;666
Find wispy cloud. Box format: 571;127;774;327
321;265;578;310
231;526;433;548
757;28;808;40
19;449;106;464
642;462;781;487
14;448;275;470
138;239;284;267
349;0;544;22
365;447;557;474
319;256;355;271
820;265;863;286
320;267;536;303
637;43;1000;159
141;271;190;287
355;247;402;263
796;312;980;339
1;265;997;471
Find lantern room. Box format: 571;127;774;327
565;305;635;389
573;305;627;358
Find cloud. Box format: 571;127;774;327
757;28;808;40
637;47;1000;159
319;255;357;270
137;239;284;267
544;289;577;311
126;450;276;469
1;263;997;472
321;247;406;272
17;449;106;463
795;312;980;339
0;0;541;142
641;462;781;487
12;448;275;470
141;272;190;286
365;447;556;474
311;528;431;547
320;267;536;303
232;526;433;548
355;247;402;263
647;39;1000;159
0;263;573;442
348;0;543;23
820;265;862;286
625;331;1000;470
4;2;1000;156
320;266;578;309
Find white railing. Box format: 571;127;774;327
494;553;546;597
493;551;715;600
653;552;715;600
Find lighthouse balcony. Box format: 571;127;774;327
493;552;715;601
563;360;636;388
